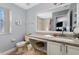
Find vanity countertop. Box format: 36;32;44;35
27;34;79;47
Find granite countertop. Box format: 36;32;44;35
28;34;79;47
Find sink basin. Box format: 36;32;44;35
52;36;74;43
42;34;77;43
44;35;74;43
59;38;74;43
44;35;53;38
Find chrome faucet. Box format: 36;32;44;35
61;27;66;36
61;27;64;36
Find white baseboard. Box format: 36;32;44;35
0;47;16;55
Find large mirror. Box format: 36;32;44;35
37;3;77;32
0;7;11;34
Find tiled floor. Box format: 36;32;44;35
9;47;46;55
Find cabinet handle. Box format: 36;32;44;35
66;46;68;53
60;45;62;52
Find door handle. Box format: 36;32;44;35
60;45;62;52
66;46;68;53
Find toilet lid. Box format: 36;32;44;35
16;41;25;47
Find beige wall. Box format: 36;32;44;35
37;17;50;31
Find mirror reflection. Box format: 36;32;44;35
37;3;77;32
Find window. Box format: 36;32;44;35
0;7;11;34
0;8;4;32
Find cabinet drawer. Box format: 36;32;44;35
47;41;63;55
66;45;79;55
67;45;79;51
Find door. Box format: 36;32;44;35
66;45;79;55
47;41;64;55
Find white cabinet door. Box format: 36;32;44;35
47;41;63;55
66;45;79;55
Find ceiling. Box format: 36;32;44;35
14;3;39;10
14;3;71;10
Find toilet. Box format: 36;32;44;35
16;41;26;54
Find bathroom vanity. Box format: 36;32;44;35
25;3;79;55
25;31;79;55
